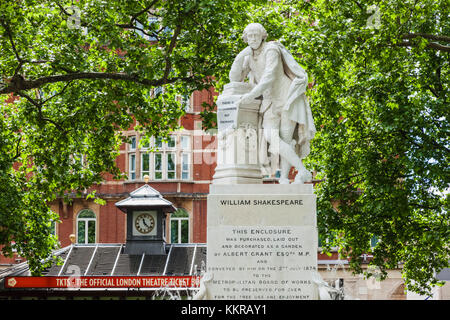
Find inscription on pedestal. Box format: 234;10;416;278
217;97;239;130
206;184;318;300
207;225;317;300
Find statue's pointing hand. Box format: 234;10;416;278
236;46;252;61
240;92;257;105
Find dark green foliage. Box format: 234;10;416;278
0;0;259;274
276;0;448;295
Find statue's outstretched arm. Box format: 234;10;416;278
229;47;251;82
243;48;280;101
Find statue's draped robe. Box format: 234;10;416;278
235;41;316;173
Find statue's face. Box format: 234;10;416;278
246;28;263;50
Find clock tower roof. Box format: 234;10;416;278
130;184;162;198
115;184;176;212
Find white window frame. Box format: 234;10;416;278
141;152;151;179
181;152;190;180
166;152;176;180
154;152;163;180
76;210;97;244
165;135;176;150
180;135;191;180
129;136;137;151
170;211;189;244
177;93;191;112
129;153;136;181
128;135;137;181
181;135;190;150
51;219;57;237
126;133;192;181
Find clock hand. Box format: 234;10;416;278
143;219;149;228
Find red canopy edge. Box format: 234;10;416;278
5;276;201;289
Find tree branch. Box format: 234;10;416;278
115;0;160;38
402;33;450;43
0;18;24;74
426;85;439;98
11;136;22;162
424;65;444;99
115;23;160;40
397;40;450;52
1;18;51;78
41;80;73;105
351;0;364;10
130;0;159;22
163;24;182;84
0;72;195;95
333;173;365;187
54;1;71;16
17;91;67;134
398;129;450;154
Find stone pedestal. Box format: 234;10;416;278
213;82;263;184
206;184;318;300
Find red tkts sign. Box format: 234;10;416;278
5;276;201;289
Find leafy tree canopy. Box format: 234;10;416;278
248;0;448;295
0;0;259;274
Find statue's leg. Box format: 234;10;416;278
262;111;284;181
280;112;312;184
293;161;312;184
263;112;300;184
279;115;297;182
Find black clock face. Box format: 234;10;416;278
134;213;155;234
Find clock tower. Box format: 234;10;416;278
115;180;176;255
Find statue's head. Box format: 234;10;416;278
242;23;267;49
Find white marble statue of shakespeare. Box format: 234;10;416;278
229;23;316;184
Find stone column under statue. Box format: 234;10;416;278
213;22;316;185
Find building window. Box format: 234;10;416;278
129;154;136;180
152;136;176;180
181;136;191;180
170;208;189;244
181;135;190;150
10;241;17;253
164;135;176;149
128;135;137;181
167;153;176;180
318;231;337;249
134;20;145;39
155;137;163;149
141;152;150;179
177;93;191;112
181;153;190;180
77;209;96;244
370;236;379;247
126;133;191;181
51;220;57;236
154;153;163;180
148;15;159;41
129;136;136;151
